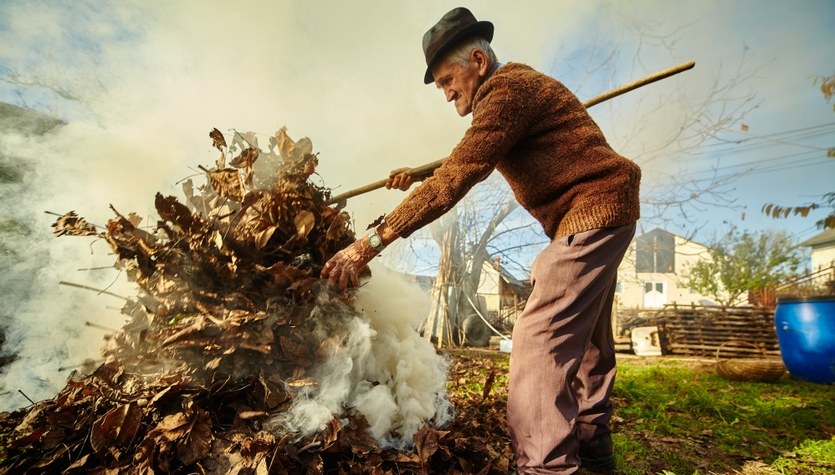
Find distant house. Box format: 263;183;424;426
795;228;835;292
800;228;835;272
405;257;529;346
476;257;530;329
615;228;725;309
399;257;530;325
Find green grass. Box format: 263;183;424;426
771;437;835;474
611;357;835;474
447;350;835;474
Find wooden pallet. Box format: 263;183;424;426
656;304;779;358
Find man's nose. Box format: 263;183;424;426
445;88;456;102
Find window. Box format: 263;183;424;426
643;281;667;308
643;282;664;293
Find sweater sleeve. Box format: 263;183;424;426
385;68;538;238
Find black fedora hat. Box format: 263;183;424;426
422;7;493;84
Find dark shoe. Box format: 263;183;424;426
578;452;615;475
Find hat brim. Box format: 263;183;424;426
423;21;494;84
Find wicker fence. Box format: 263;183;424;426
655;304;779;358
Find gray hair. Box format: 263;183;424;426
442;36;497;70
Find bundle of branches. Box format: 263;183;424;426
0;128;513;474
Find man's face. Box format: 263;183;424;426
432;52;487;117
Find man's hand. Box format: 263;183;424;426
385;167;416;191
320;237;379;290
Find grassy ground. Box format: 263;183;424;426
447;349;835;474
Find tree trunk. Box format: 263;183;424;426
425;210;461;348
425;201;518;348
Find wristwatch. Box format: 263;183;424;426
367;231;386;252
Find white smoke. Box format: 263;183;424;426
281;263;450;448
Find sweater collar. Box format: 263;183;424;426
472;62;507;114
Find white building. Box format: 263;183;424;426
615;228;725;309
800;228;835;272
476;258;530;329
796;228;835;292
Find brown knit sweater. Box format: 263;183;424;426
385;63;641;240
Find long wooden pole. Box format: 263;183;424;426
326;60;695;205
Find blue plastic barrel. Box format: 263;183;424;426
774;295;835;384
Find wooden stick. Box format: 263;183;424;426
18;390;35;405
326;60;695;205
85;321;120;332
582;60;695;108
59;280;129;301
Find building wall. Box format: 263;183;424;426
616;231;726;309
811;243;835;271
476;262;501;315
476;261;526;326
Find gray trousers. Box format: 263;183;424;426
508;224;635;474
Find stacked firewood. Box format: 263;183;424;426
656;304;780;358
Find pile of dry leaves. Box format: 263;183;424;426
0;128;513;474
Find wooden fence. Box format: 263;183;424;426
656;304;779;358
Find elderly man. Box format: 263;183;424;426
321;7;640;474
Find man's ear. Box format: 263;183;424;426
471;49;490;78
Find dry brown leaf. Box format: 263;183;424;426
254;225;278;250
325;210;350;242
231;147;260;187
294;210;315;239
51;211;98;237
154;193;194;232
209;169;245;202
414;425;440;467
90;402;143;454
230;147;259;169
156;412;190;433
209;128;227;152
176;409;212;465
366;214;385;231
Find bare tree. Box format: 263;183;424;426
421;177;527;347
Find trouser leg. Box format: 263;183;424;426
574;279;618;466
507;224;634;474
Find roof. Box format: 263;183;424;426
499;267;528;289
799;227;835;248
482;258;529;289
639;227;708;248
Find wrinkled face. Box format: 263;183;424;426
432;51;489;117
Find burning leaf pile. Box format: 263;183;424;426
0;128;513;474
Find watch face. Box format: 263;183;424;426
369;234;383;249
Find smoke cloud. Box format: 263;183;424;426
278;264;449;447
